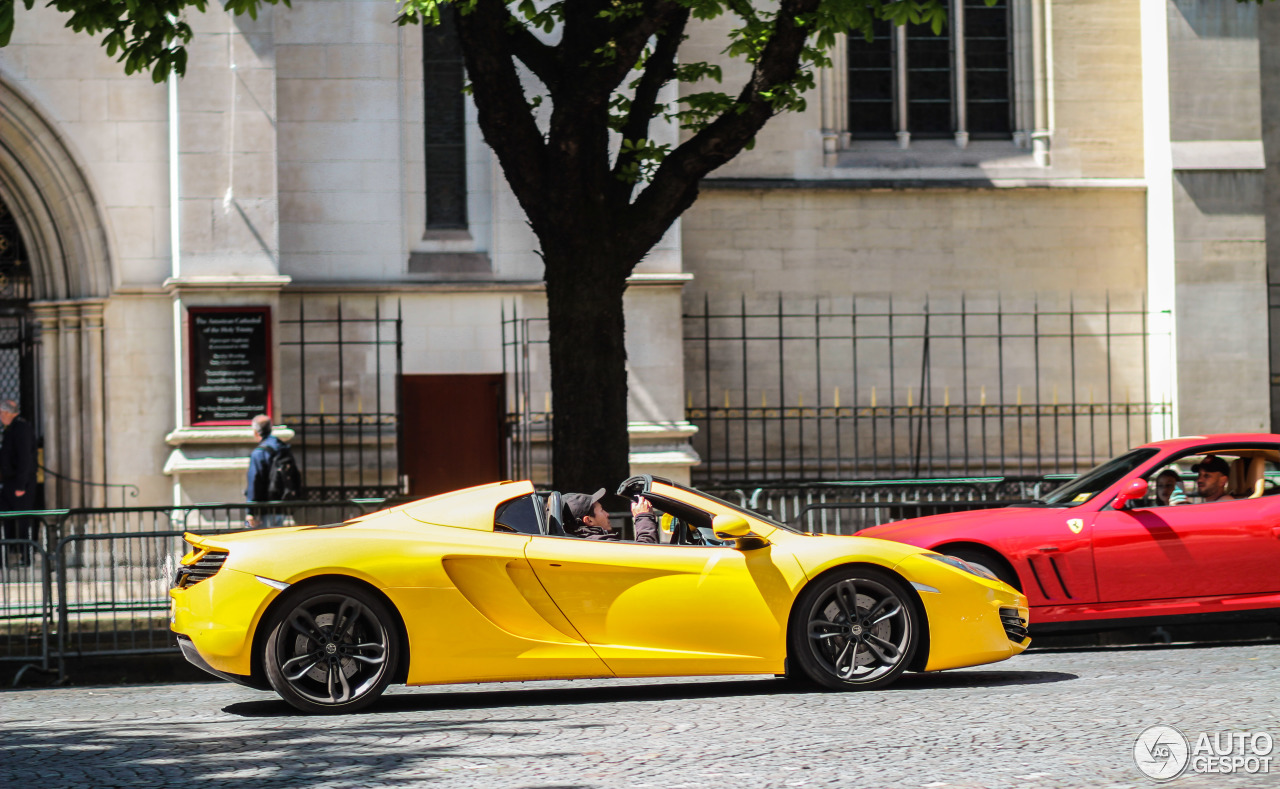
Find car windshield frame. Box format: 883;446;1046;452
1040;448;1160;507
686;487;804;534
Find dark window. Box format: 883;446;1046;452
847;18;895;138
906;20;953;138
495;494;542;535
424;12;468;230
846;2;1011;141
964;0;1011;138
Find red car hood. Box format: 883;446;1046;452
856;505;1051;549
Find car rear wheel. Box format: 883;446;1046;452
264;582;397;714
790;567;917;691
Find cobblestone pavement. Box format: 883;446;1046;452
2;644;1277;788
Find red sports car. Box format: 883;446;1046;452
858;434;1280;631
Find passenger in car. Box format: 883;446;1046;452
1153;469;1188;506
563;488;660;542
1192;455;1235;503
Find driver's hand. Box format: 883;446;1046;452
630;496;653;517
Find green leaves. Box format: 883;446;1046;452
671;90;736;131
615;137;671;184
0;0;292;82
0;1;16;49
515;0;560;33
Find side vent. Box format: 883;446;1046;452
1000;607;1029;643
175;551;229;588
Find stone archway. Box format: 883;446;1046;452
0;75;113;507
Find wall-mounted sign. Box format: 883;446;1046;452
188;306;272;425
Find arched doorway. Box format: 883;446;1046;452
0;198;39;502
0;75;112;507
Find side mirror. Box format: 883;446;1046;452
713;513;751;540
712;513;768;549
1112;478;1149;510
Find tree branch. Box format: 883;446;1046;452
608;7;688;206
555;0;681;109
453;0;551;223
504;14;561;90
619;0;821;258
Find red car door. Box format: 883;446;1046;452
1091;496;1280;602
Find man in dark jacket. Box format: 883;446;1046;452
245;414;288;527
0;399;36;566
564;488;659;543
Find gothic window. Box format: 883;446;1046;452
423;12;468;230
848;0;1012;145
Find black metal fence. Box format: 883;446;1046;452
279;298;403;500
0;476;1076;683
501;303;551;484
701;475;1072;534
0;499;380;682
686;294;1173;486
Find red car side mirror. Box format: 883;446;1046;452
1112;478;1149;510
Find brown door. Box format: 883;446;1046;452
399;374;505;497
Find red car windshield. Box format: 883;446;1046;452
1040;448;1160;507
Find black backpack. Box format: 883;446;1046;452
265;444;303;501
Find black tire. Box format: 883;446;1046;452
945;547;1020;591
263;582;398;714
789;566;918;691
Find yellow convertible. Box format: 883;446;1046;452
170;476;1030;714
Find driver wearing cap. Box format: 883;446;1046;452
1191;455;1235;503
563;488;660;543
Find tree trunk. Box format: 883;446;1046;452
543;242;633;495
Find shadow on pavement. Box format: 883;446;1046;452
223;670;1078;718
0;714;569;786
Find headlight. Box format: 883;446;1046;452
924;553;998;581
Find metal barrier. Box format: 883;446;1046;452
0;499;384;683
0;537;52;680
1;481;1069;683
702;475;1071;533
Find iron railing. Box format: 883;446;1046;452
0;475;1067;684
0;474;1079;685
702;475;1072;534
501;303;552;484
279;298;404;501
685;293;1173;485
0;499;384;682
499;293;1173;489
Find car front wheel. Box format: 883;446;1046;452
263;582;397;714
790;567;918;691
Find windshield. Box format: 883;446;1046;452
1041;448;1159;507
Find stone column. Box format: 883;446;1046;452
1261;3;1280;431
80;301;106;508
818;33;848;166
31;303;59;507
58;304;82;509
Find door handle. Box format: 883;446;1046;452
1036;545;1060;553
1272;527;1280;539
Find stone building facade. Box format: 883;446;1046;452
0;0;1270;504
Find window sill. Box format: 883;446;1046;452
836;139;1039;172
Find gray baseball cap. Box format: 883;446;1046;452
563;488;607;521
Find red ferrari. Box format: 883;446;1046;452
858;434;1280;631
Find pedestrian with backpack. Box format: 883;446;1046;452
245;414;302;528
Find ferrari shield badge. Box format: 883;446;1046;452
1067;518;1084;534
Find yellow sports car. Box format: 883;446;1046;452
171;476;1030;714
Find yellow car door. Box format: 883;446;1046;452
524;535;804;677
